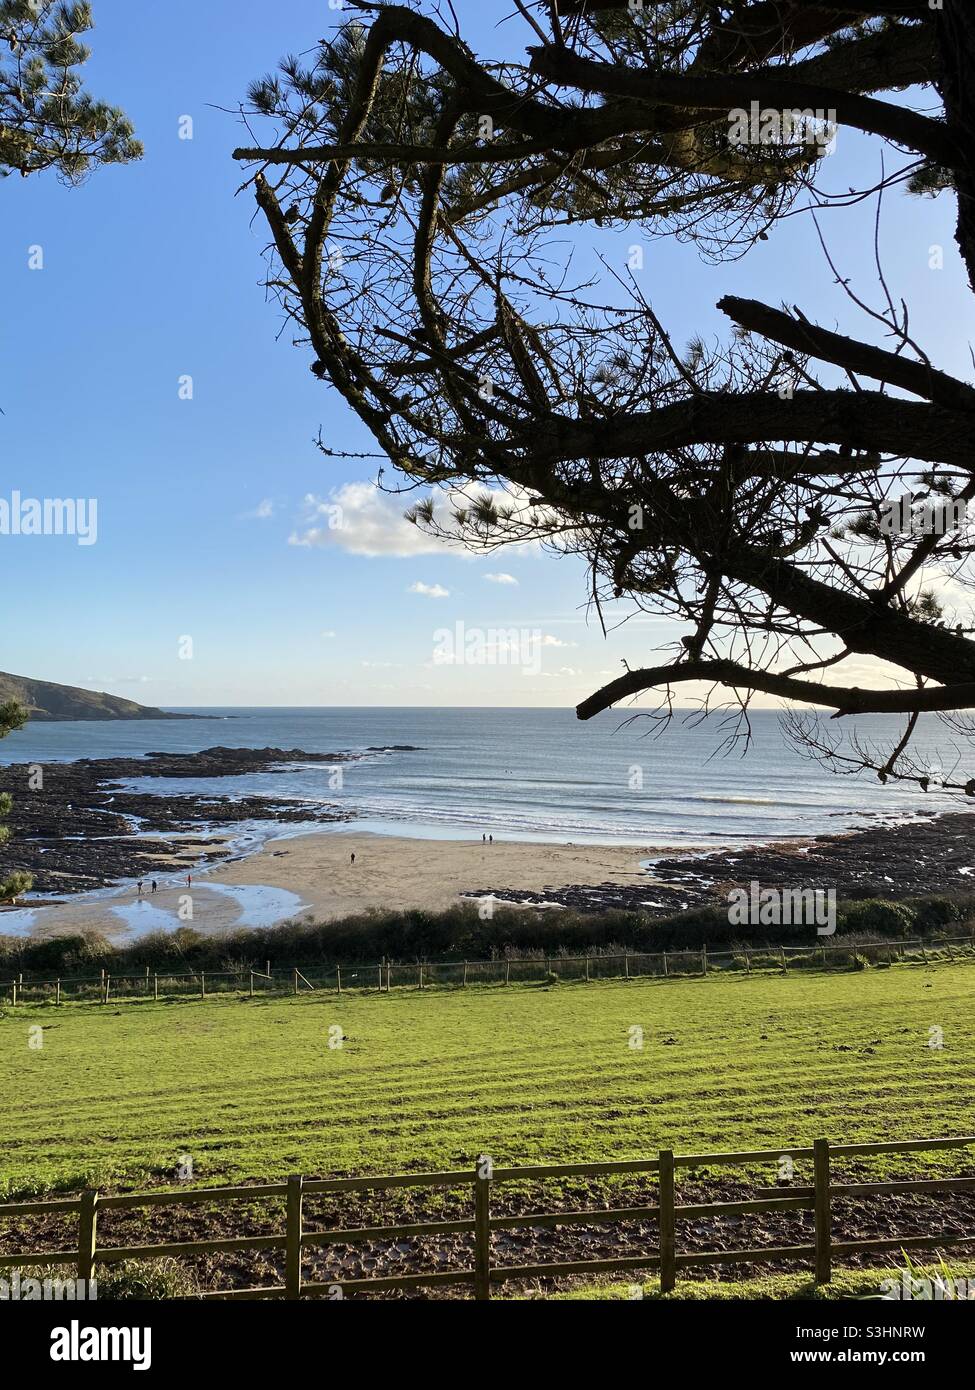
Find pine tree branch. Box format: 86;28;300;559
576;660;975;720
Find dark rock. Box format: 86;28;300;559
467;810;975;915
0;747;359;895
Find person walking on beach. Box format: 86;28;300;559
350;852;356;866
489;834;493;844
151;880;157;894
186;873;192;887
137;880;144;895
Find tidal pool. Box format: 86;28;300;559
192;882;308;928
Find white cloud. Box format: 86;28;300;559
540;635;577;648
321;630;336;639
485;572;519;586
241;498;275;520
288;484;448;557
409;581;450;598
288;481;545;557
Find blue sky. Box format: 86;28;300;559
0;1;970;708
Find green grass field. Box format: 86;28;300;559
2;960;974;1196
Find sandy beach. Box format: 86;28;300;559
10;832;664;941
219;832;656;917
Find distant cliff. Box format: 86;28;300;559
0;672;197;721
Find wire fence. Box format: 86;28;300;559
2;933;973;1007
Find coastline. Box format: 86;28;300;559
1;741;973;944
7;801;975;943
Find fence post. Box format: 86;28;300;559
658;1149;676;1294
463;961;468;987
104;975;111;1004
585;955;590;982
662;951;668;978
200;972;205;1000
780;946;788;974
701;946;707;977
624;954;629;980
153;973;159;1001
55;978;61;1006
474;1157;491;1300
504;960;510;985
249;971;254;998
813;1138;832;1285
285;1174;304;1300
418;963;423;990
336;965;342;994
293;968;299;996
78;1188;99;1283
11;979;16;1006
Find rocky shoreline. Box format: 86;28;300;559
0;747;361;895
2;743;974;918
472;808;975;915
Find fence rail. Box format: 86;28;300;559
3;1134;974;1299
2;933;973;1008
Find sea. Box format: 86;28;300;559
0;706;965;851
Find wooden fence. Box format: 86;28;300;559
2;933;973;1008
2;1134;974;1299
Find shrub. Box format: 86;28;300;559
59;931;115;974
838;900;916;938
1;870;33;903
912;896;963;933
